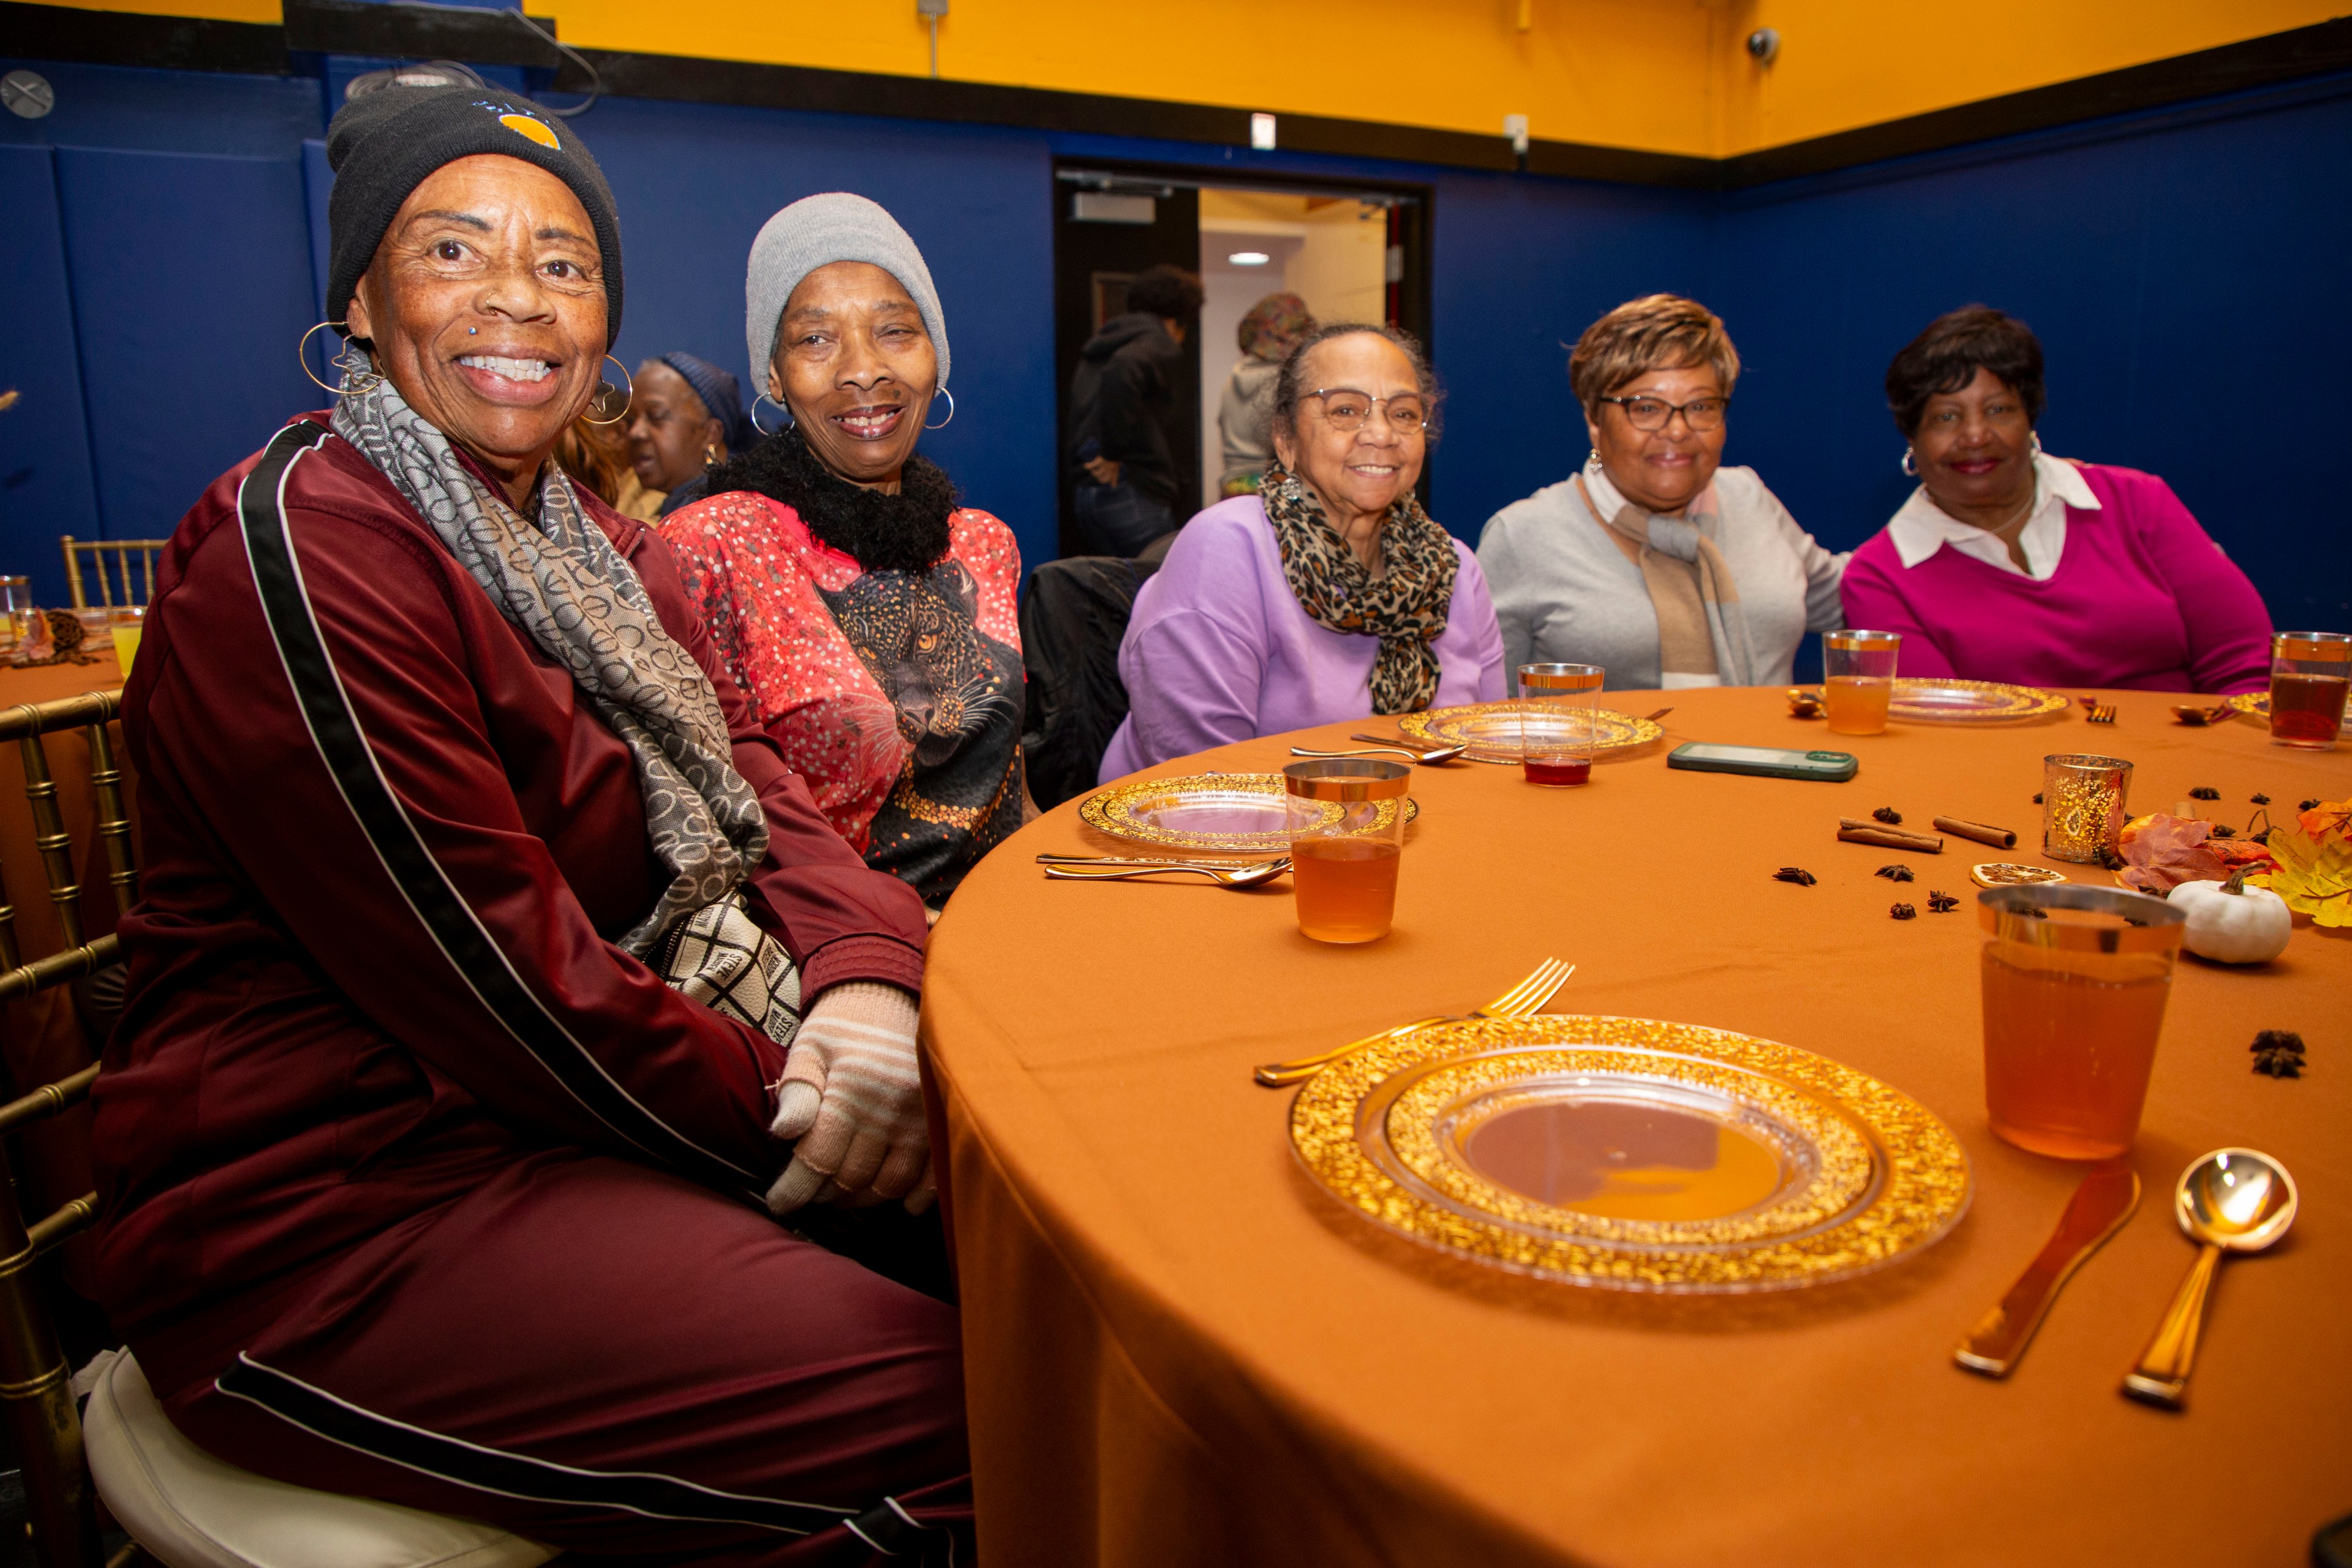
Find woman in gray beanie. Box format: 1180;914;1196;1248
663;192;1034;910
89;83;971;1564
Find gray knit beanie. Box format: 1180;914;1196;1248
744;193;949;400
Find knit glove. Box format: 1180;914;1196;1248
767;982;933;1216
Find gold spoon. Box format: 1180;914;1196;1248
1044;859;1289;889
2122;1148;2297;1409
1291;742;1467;765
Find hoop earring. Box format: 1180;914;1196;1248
584;354;633;426
296;321;382;398
750;393;794;437
1901;447;1917;477
2029;432;2043;458
924;385;955;431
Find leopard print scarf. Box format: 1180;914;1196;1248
1259;459;1457;715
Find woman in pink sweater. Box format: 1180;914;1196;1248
1840;307;2269;694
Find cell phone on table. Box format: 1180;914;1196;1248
1667;742;1858;783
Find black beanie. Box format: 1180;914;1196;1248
325;85;624;346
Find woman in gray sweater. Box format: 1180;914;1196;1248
1477;294;1845;691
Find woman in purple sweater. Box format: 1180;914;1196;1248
1840;307;2269;694
1101;325;1504;780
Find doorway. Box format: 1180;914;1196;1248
1052;162;1432;557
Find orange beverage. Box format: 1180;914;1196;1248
2269;672;2348;748
1291;837;1402;944
1822;630;1899;735
1978;886;2183;1159
1981;948;2170;1158
1823;676;1891;735
2269;633;2350;750
1284;756;1409;944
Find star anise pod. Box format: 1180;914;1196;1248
2188;786;2221;800
2251;793;2271;805
2209;824;2236;839
2250;1030;2305;1079
2302;799;2323;812
2095;846;2127;870
1773;867;1817;886
1926;890;1959;912
2032;792;2044;804
1872;807;1903;824
1875;864;1915;882
1890;902;1917;920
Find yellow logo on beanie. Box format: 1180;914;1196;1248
500;113;559;149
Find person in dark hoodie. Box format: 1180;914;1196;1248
1067;263;1204;556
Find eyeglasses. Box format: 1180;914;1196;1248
1597;394;1728;433
1305;388;1428;434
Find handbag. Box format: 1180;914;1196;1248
659;894;803;1047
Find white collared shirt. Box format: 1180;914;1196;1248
1885;452;2099;581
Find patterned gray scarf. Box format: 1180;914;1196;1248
332;374;767;957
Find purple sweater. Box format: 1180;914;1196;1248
1839;464;2271;695
1100;496;1507;781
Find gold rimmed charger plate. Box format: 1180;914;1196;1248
1080;772;1419;853
1395;701;1663;764
2227;690;2352;733
1291;1013;1970;1292
1888;677;2068;724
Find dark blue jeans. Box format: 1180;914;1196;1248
1071;482;1177;558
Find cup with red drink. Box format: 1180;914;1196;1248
1516;663;1602;786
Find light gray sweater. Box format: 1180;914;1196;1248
1475;466;1849;691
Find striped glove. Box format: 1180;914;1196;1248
767;982;932;1216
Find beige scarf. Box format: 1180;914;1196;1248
1574;471;1755;687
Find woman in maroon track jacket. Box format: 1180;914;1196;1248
88;76;970;1564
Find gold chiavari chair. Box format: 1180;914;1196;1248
0;689;135;1567
57;543;167;614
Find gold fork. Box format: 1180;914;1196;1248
1251;957;1576;1088
2081;697;2118;725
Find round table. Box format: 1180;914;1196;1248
923;684;2350;1567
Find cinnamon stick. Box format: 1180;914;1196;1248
1933;815;2018;850
1838;818;1945;853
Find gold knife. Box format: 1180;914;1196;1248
1954;1158;2140;1378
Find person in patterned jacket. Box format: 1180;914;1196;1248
91;79;968;1564
662;193;1033;911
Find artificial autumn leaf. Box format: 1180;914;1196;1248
2297;799;2351;841
2118;813;2231;895
2253;826;2352;928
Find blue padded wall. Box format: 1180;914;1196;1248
1709;77;2352;625
0;50;2342;628
53;146;320;543
0;145;103;603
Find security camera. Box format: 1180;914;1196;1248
1746;28;1781;64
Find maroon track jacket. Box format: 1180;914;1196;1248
92;415;931;1395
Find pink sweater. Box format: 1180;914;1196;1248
1839;464;2271;695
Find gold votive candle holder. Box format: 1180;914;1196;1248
2042;753;2133;864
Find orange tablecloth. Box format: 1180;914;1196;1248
924;685;2351;1567
0;651;131;1278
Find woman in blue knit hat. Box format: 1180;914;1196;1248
624;349;752;519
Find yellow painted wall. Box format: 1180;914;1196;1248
40;0;2348;156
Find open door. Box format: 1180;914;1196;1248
1052;176;1200;556
1053;160;1431;559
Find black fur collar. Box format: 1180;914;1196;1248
704;425;959;576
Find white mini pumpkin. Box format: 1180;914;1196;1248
2170;870;2293;964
